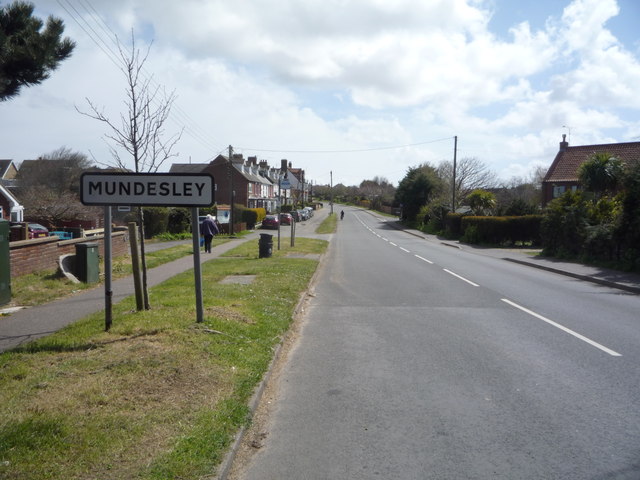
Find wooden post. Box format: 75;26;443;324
128;222;144;311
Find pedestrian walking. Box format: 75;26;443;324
200;214;219;253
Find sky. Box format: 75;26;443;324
2;0;640;187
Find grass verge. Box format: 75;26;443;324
315;212;338;234
0;237;327;479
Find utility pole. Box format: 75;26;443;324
452;135;458;212
330;170;334;215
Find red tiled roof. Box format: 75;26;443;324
544;141;640;183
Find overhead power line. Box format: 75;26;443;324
57;0;224;157
237;136;454;155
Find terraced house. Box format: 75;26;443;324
170;155;308;212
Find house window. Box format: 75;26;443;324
248;183;253;194
553;185;566;198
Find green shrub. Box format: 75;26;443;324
444;213;465;238
461;225;479;243
143;207;170;238
241;209;259;229
541;192;588;257
167;208;191;234
248;208;266;223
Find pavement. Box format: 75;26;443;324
2;211;640;354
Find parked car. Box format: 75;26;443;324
279;213;293;225
261;214;280;229
303;207;314;218
298;209;309;221
28;223;49;238
289;210;301;222
10;222;49;239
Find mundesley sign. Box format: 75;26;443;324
80;172;214;207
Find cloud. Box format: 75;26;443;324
8;0;640;187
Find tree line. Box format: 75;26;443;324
314;157;544;227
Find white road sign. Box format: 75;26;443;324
280;178;291;189
80;172;215;207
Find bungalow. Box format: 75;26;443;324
541;135;640;205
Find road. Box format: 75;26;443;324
238;207;640;480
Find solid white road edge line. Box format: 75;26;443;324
501;298;622;357
443;269;480;287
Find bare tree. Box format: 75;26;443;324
16;147;96;226
18;187;95;226
78;32;183;310
437;157;499;209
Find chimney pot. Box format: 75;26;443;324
559;134;569;152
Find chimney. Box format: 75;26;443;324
281;159;288;172
559;134;569;152
259;160;268;169
248;156;258;166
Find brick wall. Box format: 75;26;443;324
9;232;129;278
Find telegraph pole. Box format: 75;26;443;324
452;136;458;212
330;170;334;215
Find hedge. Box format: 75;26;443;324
460;215;542;245
444;213;465;238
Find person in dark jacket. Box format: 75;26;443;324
200;214;219;253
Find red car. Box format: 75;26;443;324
27;223;49;238
279;213;293;225
261;215;280;229
10;222;49;239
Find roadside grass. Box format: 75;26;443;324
0;237;326;480
316;212;337;234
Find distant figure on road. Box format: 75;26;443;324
340;210;344;220
200;214;219;253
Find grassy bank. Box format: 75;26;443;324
0;237;327;479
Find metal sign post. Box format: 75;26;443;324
191;208;204;323
104;206;112;331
